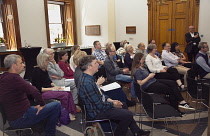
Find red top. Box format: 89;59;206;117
0;72;45;121
58;61;74;79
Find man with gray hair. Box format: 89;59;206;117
185;25;201;62
195;42;210;79
0;54;61;136
43;48;78;105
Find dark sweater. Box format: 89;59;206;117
0;72;45;121
31;67;52;92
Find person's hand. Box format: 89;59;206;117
116;59;121;62
160;69;166;72
34;105;45;115
51;75;60;79
148;73;155;79
97;60;104;65
194;34;199;38
96;77;105;86
49;56;56;64
164;67;168;70
113;100;123;108
123;68;129;73
52;86;63;91
51;83;56;87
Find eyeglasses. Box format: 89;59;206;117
110;50;116;52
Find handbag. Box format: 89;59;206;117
59;106;70;125
85;122;105;136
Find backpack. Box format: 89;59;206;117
85;123;105;136
59;106;70;125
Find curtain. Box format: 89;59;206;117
63;0;76;45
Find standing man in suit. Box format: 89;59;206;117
184;26;201;62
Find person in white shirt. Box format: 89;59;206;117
161;42;190;88
145;44;185;90
69;45;80;72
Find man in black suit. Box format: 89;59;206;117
184;26;201;62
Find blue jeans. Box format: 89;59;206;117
116;74;136;98
9;101;61;136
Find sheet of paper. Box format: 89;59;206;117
53;86;70;91
64;79;74;82
100;82;121;92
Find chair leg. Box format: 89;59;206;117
108;120;114;136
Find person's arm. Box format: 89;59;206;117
162;51;179;64
58;61;74;78
47;62;64;78
80;81;113;110
196;56;210;72
104;60;123;76
145;55;162;73
16;75;45;106
137;73;155;86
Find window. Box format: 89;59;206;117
48;2;64;44
0;1;4;38
45;0;77;47
0;0;21;51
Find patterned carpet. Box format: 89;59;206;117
0;106;208;136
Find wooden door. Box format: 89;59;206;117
148;0;200;56
155;1;173;51
171;0;189;53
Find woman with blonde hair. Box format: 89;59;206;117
124;44;135;70
32;53;76;120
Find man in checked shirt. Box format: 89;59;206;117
78;55;150;136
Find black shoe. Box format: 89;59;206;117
126;99;136;107
134;130;151;136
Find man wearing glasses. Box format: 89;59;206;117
185;26;201;62
195;42;210;79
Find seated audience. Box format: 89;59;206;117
58;50;74;79
78;55;150;136
195;42;210;79
31;53;76;120
132;53;194;111
43;48;78;105
116;40;127;63
69;45;80;72
104;46;137;101
148;39;160;57
145;44;185;90
74;50;135;106
0;54;61;136
136;43;148;56
124;44;135;70
171;42;193;68
161;42;190;87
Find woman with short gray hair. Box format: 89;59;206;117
145;44;185;90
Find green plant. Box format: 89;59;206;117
0;37;6;44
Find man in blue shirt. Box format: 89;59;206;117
195;42;210;79
78;55;150;136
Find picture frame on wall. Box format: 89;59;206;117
85;25;101;36
126;26;136;34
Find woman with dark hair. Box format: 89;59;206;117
58;50;74;79
145;44;185;90
171;42;193;68
131;52;194;111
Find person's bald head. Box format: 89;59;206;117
43;48;54;60
189;26;195;33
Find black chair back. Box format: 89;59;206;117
0;104;7;125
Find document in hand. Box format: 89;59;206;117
100;82;121;92
54;86;71;91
